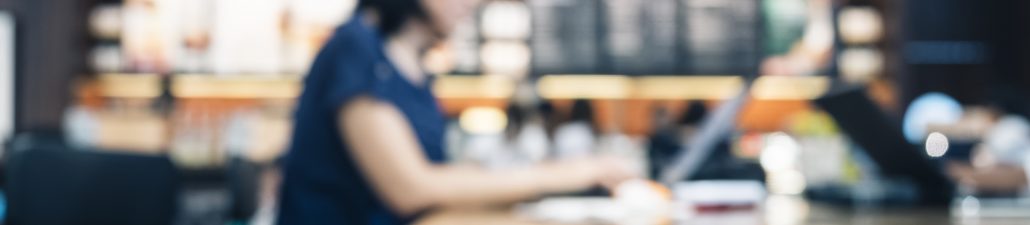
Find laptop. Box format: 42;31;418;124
814;84;954;205
659;82;752;185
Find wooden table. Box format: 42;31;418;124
416;197;1030;225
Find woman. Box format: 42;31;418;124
276;0;636;224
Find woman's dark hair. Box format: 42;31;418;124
358;0;429;36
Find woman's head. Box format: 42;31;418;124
359;0;482;38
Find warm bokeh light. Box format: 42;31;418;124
459;107;509;135
480;40;531;77
838;7;883;44
480;1;531;40
760;133;807;195
760;133;801;172
537;75;633;99
767;170;807;195
839;47;884;84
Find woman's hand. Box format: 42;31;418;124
592;155;641;191
537;155;639;194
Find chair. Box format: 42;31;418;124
5;142;179;225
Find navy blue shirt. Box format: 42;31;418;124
277;16;448;225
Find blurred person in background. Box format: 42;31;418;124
553;99;599;160
276;0;636;224
947;113;1030;195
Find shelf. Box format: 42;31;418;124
432;75;516;99
537;75;634;99
751;76;830;100
95;74;831;101
172;74;302;99
97;73;162;98
539;75;829;100
634;76;744;100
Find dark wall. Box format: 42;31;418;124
901;0;989;106
902;0;1030;117
0;0;13;10
901;0;1030;117
985;1;1030;118
12;0;94;134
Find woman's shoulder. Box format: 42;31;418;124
305;17;384;80
325;17;383;60
303;17;398;110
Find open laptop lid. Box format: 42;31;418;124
660;83;751;184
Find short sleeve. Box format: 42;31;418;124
318;27;395;111
324;59;395;111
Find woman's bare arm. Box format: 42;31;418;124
339;96;630;216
